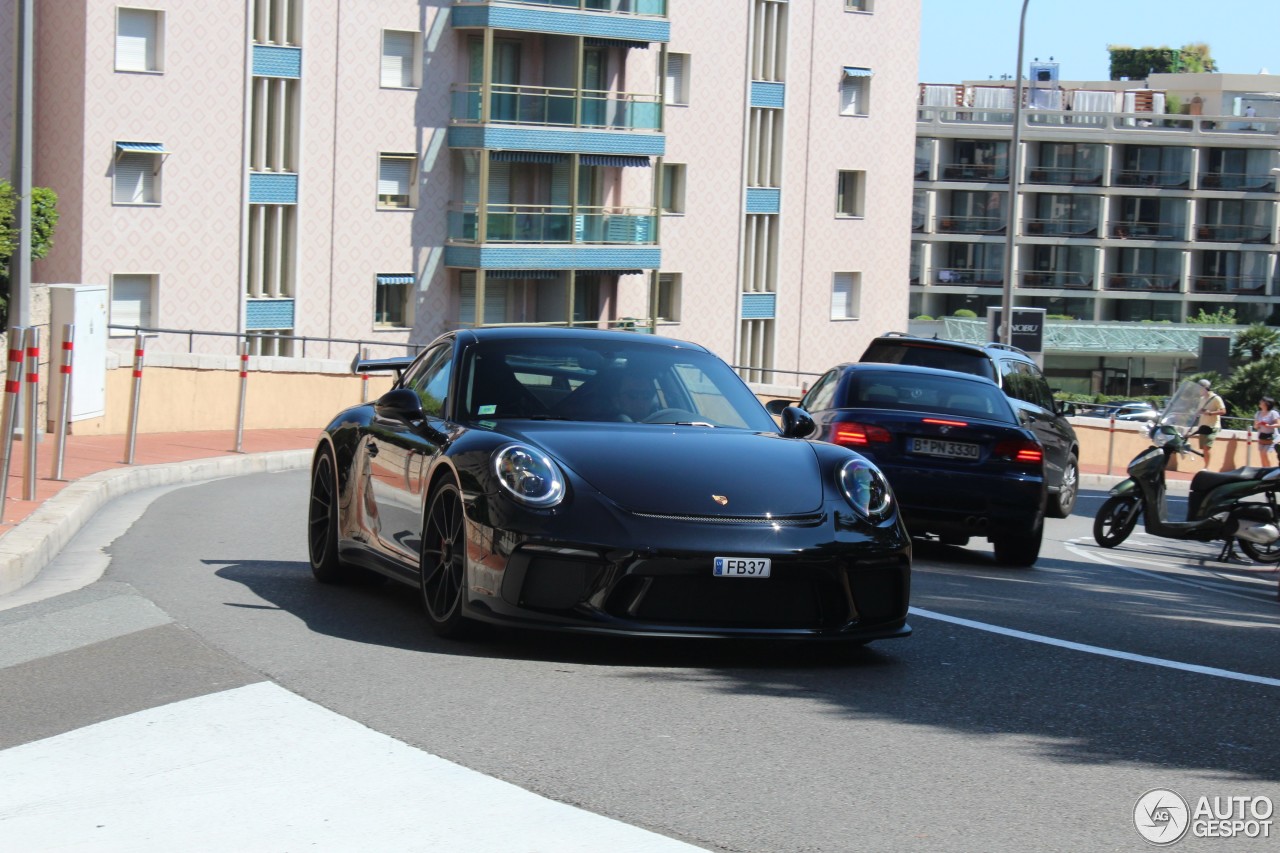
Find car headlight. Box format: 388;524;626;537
837;457;893;520
493;444;566;508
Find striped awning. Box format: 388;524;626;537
482;269;562;280
584;37;650;50
115;141;168;154
574;270;645;277
843;66;873;78
580;154;651;168
490;151;568;164
376;273;415;286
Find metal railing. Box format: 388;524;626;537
450;84;662;131
446;204;657;244
108;325;423;362
453;0;668;16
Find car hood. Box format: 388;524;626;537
513;424;826;516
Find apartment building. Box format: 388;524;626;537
913;71;1280;391
7;0;919;381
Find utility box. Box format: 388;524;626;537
48;284;108;429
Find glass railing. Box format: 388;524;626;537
1026;166;1103;186
448;204;658;244
1199;172;1276;191
1024;218;1098;237
1108;221;1183;240
940;163;1008;181
1105;273;1180;292
453;0;668;17
933;268;1003;287
935;215;1005;234
1192;276;1268;294
1195;223;1273;243
451;84;662;130
1021;271;1093;289
1113;169;1190;188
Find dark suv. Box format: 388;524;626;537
860;333;1079;518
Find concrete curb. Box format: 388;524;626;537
1081;472;1191;495
0;450;312;598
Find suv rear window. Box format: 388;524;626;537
860;341;997;382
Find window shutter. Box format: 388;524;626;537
459;275;508;325
112;275;153;327
550;161;570;206
665;54;686;104
487;161;511;205
831;273;854;319
378;157;412;196
114;153;154;204
841;78;859;114
381;31;415;88
116;9;155;71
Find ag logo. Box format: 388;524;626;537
1134;789;1190;845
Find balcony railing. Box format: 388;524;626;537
1200;172;1276;191
453;0;668;16
1192;276;1268;295
1113;169;1190;188
452;84;662;130
1106;273;1180;292
1027;166;1102;186
934;268;1002;287
1195;223;1273;243
448;203;658;244
1022;272;1093;289
940;163;1007;182
936;215;1005;235
1024;218;1097;237
1109;221;1183;240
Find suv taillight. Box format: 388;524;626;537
833;422;893;448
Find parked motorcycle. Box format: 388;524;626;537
1093;380;1280;563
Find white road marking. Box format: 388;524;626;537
1064;538;1279;604
909;607;1280;689
0;681;700;852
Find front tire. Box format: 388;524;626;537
1047;454;1079;518
420;480;474;638
1093;496;1140;548
992;520;1043;567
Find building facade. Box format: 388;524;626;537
8;0;918;382
913;72;1280;392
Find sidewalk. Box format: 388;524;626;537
0;429;318;597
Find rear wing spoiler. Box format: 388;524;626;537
351;354;415;382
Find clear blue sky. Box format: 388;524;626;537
919;0;1274;84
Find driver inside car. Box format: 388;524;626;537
612;373;659;421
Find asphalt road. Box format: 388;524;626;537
2;472;1279;852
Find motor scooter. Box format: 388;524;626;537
1093;380;1280;563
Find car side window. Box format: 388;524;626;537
1001;361;1052;411
407;345;453;418
802;370;840;413
1022;363;1055;410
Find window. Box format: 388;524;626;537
665;53;689;106
381;30;420;89
116;8;163;72
405;345;454;418
110;274;156;332
844;0;874;10
378;154;417;209
836;171;865;217
840;67;871;116
661;164;686;214
113;144;164;205
832;272;861;320
375;273;414;328
657;273;682;322
801;369;840;413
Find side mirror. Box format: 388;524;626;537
779;405;815;439
765;398;795;416
375;388;426;423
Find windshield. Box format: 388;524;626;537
459;338;779;430
1159;381;1211;432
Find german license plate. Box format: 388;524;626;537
909;437;979;459
713;557;771;578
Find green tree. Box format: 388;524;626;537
1231;323;1280;366
1220;356;1280;419
1187;307;1237;325
0;181;60;328
1107;43;1216;79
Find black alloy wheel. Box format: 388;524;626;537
1048;454;1079;518
1093;495;1140;548
309;449;356;583
420;480;473;637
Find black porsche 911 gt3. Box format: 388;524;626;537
307;327;911;643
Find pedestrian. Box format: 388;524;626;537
1197;378;1227;469
1254;396;1279;466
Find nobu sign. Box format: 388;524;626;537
987;307;1046;355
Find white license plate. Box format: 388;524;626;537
713;557;772;578
909;437;980;459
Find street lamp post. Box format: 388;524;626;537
999;0;1031;345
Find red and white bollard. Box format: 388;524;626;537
234;340;250;453
124;333;145;465
51;324;74;480
360;347;370;403
0;327;27;510
22;326;40;501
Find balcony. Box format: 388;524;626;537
1200;171;1276;191
448;204;657;244
1024;218;1097;238
1022;272;1093;290
1106;273;1180;292
940;163;1007;182
1113;169;1189;189
1195;223;1272;243
451;84;662;131
1193;276;1268;295
454;0;668;15
934;268;1002;287
936;215;1005;235
1109;221;1183;240
1027;166;1102;186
